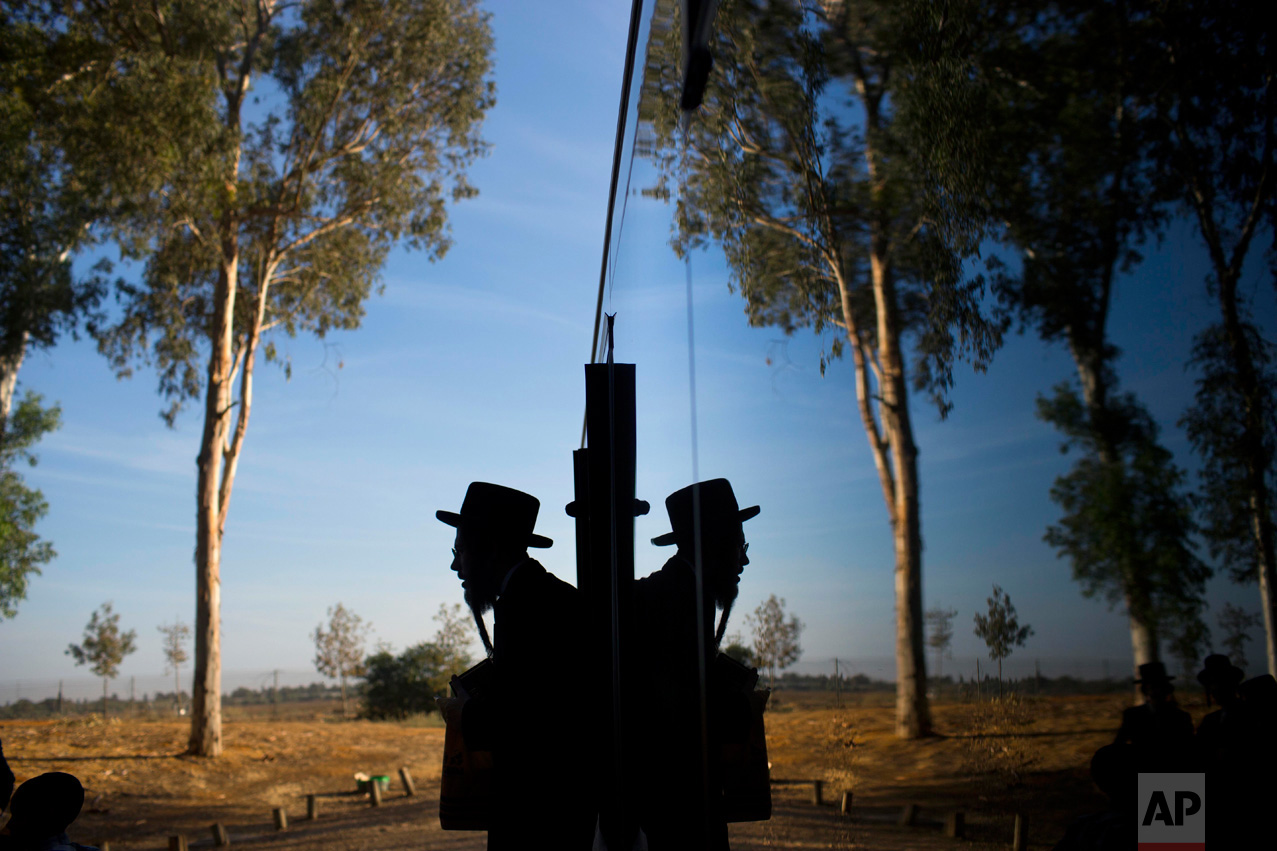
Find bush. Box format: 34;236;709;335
361;643;453;720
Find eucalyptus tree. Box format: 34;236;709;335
1153;0;1277;676
66;0;494;755
0;7;105;432
967;0;1209;674
638;0;1003;736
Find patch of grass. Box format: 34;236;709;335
397;712;445;728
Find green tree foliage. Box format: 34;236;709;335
1040;385;1210;672
1150;0;1277;675
312;603;370;718
973;585;1033;699
0;391;59;620
720;633;757;668
0;5;114;431
37;0;494;756
950;0;1207;675
362;603;474;720
1217;603;1262;675
1182;326;1277;580
746;594;803;689
66;601;138;716
924;607;957;680
638;0;1004;739
1167;609;1211;685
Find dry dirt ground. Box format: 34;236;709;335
1;692;1203;850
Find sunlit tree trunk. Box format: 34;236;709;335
190;207;238;757
0;330;29;437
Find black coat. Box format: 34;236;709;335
463;559;593;850
634;556;746;851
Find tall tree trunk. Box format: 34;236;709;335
1217;269;1277;676
0;330;30;438
1072;345;1163;688
340;674;348;718
102;676;108;717
189;212;239;757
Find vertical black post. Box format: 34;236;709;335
575;359;638;849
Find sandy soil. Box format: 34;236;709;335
1;692;1193;850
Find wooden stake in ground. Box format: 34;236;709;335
211;823;229;847
273;808;288;831
399;767;416;797
168;836;188;851
370;780;383;807
307;794;318;820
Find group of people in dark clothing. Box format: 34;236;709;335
435;478;762;850
1055;657;1277;849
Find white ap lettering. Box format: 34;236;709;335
1142;790;1201;826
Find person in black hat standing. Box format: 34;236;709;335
1113;661;1194;772
635;478;759;851
1195;654;1246;760
436;482;592;850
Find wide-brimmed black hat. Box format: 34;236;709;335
652;478;759;547
1197;654;1244;687
437;482;552;548
1133;661;1174;685
7;772;85;839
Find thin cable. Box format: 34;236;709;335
582;0;645;449
686;250;714;844
686;254;700;485
606;116;643;300
588;0;645;366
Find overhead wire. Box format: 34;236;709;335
584;0;648;452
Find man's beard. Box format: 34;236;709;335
464;582;496;617
712;573;740;611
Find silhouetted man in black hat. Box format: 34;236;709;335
635;478;759;851
1114;661;1193;772
436;482;592;849
1196;654;1246;758
0;771;98;851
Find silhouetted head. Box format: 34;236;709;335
438;483;551;614
4;772;85;842
1198;654;1244;705
1240;674;1277;714
1135;662;1175;702
653;479;758;609
1090;744;1136;805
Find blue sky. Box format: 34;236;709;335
2;0;1275;700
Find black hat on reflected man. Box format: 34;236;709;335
1133;661;1174;685
437;482;553;548
652;478;760;547
1197;654;1244;687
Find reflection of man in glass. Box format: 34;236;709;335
636;478;758;851
436;482;592;849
